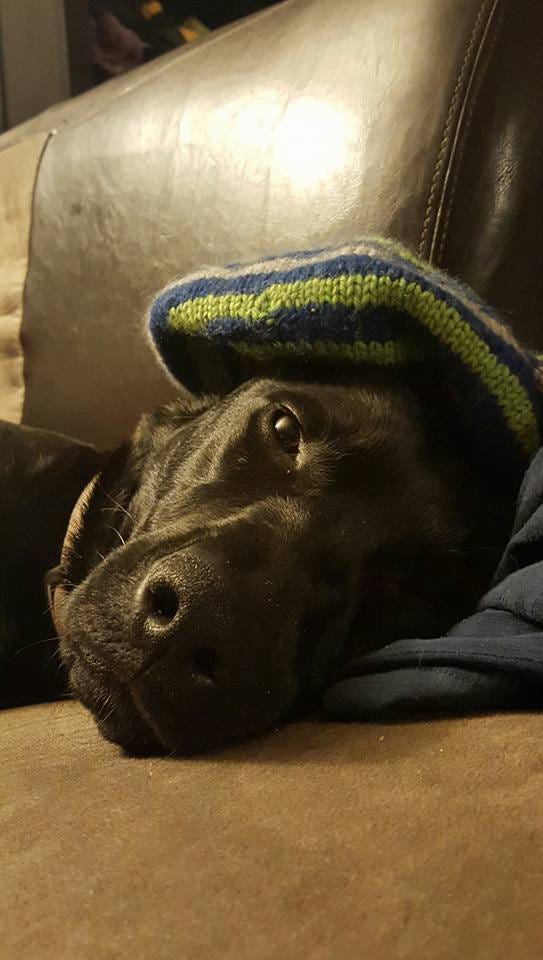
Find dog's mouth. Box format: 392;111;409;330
68;659;163;755
60;600;308;757
68;651;300;757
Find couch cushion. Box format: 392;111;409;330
0;133;49;423
2;701;543;959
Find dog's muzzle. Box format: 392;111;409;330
61;534;310;755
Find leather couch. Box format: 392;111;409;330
2;1;543;956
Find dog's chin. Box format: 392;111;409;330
68;657;299;758
68;660;163;755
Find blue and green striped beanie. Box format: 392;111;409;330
148;238;543;475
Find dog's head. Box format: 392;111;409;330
48;372;505;755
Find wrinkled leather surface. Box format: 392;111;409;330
12;0;543;447
438;2;543;346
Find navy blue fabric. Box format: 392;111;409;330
204;306;414;344
324;448;543;721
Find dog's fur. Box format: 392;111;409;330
1;370;515;753
0;422;101;707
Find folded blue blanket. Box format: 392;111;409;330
148;239;543;719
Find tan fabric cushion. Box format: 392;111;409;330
0;132;49;423
2;701;542;959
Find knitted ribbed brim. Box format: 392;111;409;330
148;238;543;474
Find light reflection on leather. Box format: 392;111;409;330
178;95;357;189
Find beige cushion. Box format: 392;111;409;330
2;701;542;959
0;132;49;423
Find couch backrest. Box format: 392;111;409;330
2;0;542;447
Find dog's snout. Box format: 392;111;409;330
134;550;227;689
120;539;303;753
186;648;218;686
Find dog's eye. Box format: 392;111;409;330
272;409;301;456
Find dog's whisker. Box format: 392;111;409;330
107;525;127;547
474;545;516;563
98;695;113;718
15;635;60;656
100;705;116;725
100;487;135;524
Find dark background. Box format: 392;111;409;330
0;0;281;131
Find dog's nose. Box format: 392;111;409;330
134;549;228;686
127;539;303;754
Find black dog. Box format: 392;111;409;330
1;369;514;754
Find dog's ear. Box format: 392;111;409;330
0;421;101;580
56;392;217;592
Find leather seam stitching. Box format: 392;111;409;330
436;0;510;263
418;0;493;259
